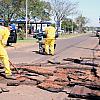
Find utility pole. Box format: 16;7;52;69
72;19;73;33
72;15;74;33
26;0;28;39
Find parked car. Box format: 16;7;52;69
96;30;100;37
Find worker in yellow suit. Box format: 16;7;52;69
44;24;56;56
0;25;15;79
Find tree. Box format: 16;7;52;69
0;0;25;23
61;18;77;33
28;0;51;21
75;15;89;33
49;0;78;31
0;0;51;23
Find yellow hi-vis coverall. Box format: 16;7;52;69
0;26;12;76
45;26;56;55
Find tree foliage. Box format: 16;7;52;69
49;0;78;21
0;0;25;21
62;18;77;32
28;0;51;21
75;15;89;33
0;0;51;22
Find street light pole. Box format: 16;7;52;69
26;0;28;39
72;15;74;33
72;20;73;33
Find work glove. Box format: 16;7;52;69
2;40;7;47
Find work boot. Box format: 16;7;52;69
5;75;16;80
0;88;2;93
1;88;9;92
49;53;54;56
43;52;49;55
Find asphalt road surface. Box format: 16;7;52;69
7;33;99;64
0;32;99;100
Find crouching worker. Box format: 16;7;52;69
0;24;16;80
44;24;56;56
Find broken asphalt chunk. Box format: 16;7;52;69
7;81;20;86
69;85;92;99
37;81;64;92
48;60;60;64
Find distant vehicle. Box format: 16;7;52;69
96;30;100;37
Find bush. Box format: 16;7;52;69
17;30;25;40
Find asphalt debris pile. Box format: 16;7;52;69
0;62;100;99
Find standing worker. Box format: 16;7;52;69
0;24;16;79
7;23;17;46
44;24;56;56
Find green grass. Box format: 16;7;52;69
17;38;36;43
59;33;88;39
17;33;89;43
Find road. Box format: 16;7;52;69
7;33;99;64
0;33;99;100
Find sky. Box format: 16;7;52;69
76;0;100;27
44;0;100;27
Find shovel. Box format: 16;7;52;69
9;60;20;74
